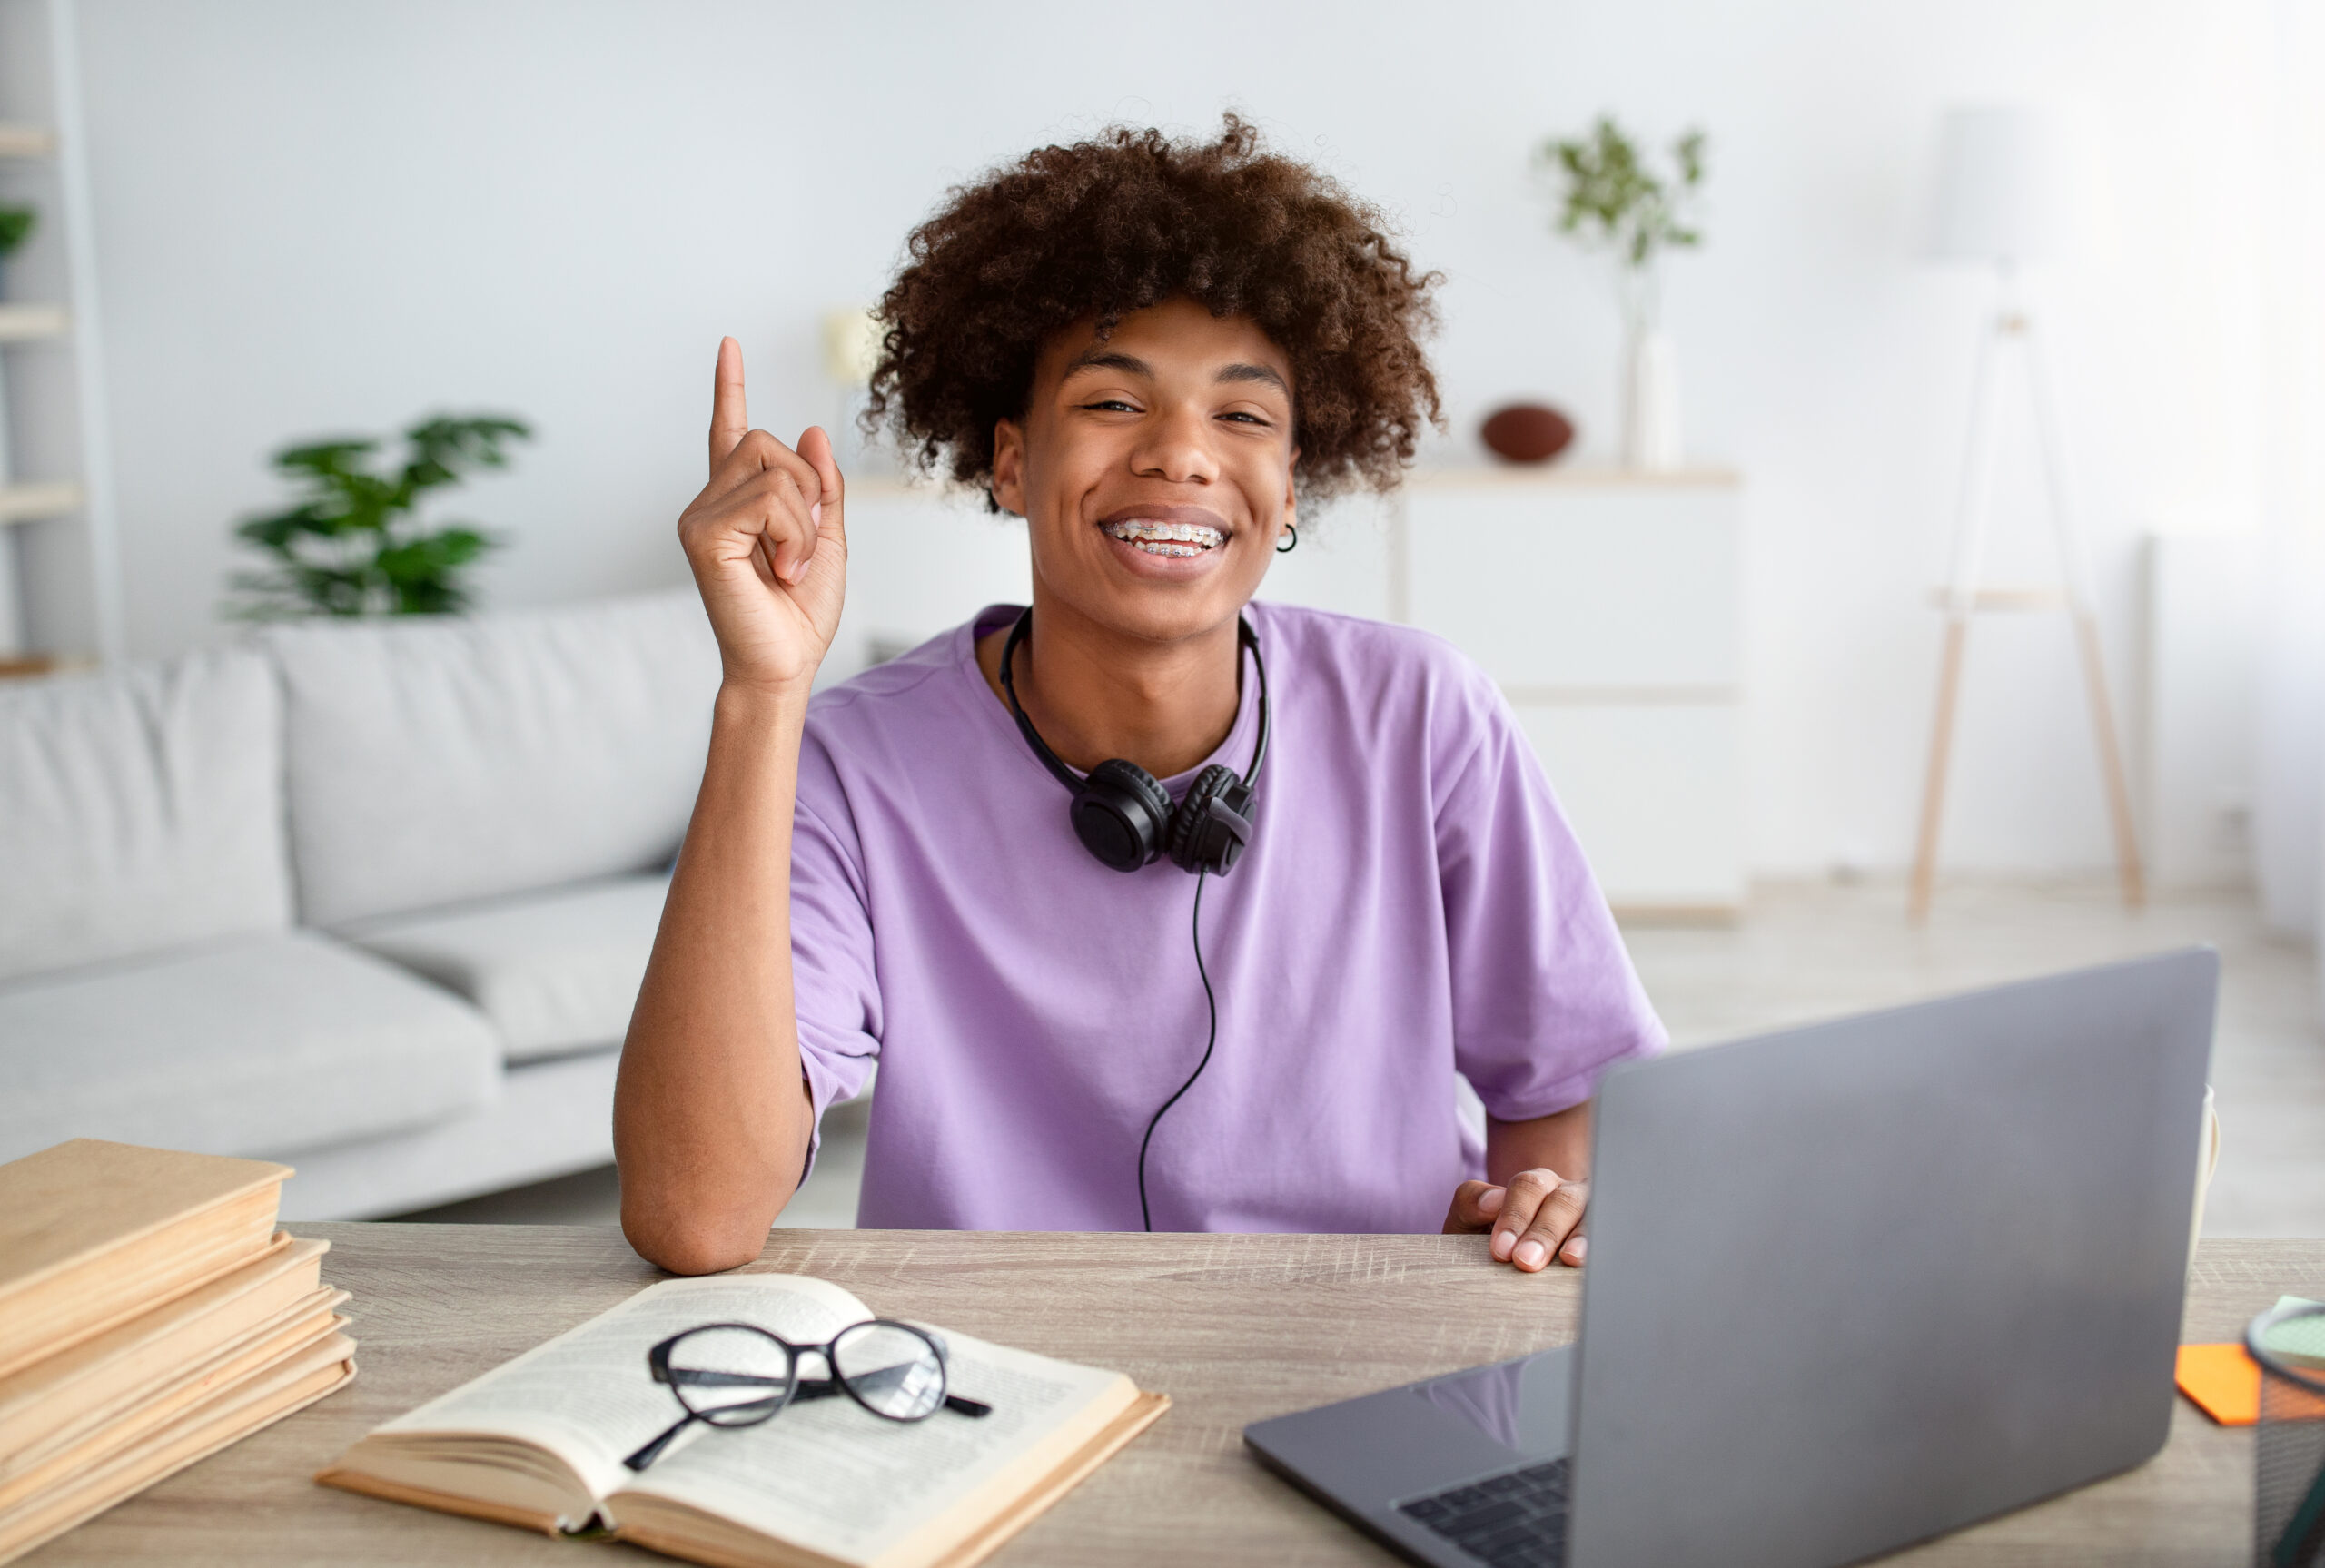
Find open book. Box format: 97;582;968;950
317;1273;1167;1568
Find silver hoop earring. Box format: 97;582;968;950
1275;524;1298;555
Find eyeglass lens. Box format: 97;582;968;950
666;1325;796;1426
832;1322;947;1420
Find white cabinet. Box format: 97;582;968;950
1258;492;1399;624
1271;469;1745;917
1512;704;1741;912
1406;484;1736;694
1404;470;1743;917
817;480;1030;688
836;468;1746;915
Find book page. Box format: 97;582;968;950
612;1326;1132;1567
378;1274;871;1501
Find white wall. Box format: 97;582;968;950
35;0;2277;878
2144;533;2262;890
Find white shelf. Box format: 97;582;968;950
0;5;121;667
1924;585;2069;613
1410;463;1741;491
846;473;972;504
842;466;1745;500
0;302;68;341
0;123;54;158
0;479;84;524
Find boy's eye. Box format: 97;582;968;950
1075;399;1273;427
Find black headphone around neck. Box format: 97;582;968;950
998;608;1270;876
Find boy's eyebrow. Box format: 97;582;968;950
1217;362;1289;395
1063;349;1153;379
1061;350;1289;397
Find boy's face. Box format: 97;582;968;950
992;297;1297;647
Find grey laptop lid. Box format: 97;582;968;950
1566;948;2218;1568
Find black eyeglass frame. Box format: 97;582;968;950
622;1318;992;1472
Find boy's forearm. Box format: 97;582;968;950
616;683;819;1274
1485;1100;1593;1187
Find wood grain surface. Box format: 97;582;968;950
19;1227;2322;1567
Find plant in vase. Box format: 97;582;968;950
226;413;532;618
0;204;35;301
1538;117;1707;470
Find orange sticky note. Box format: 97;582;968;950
2176;1342;2261;1425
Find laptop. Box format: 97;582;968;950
1245;950;2218;1568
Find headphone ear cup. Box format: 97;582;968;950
1073;759;1172;872
1167;765;1255;875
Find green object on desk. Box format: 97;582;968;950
2276;1464;2325;1568
2265;1297;2325;1373
2257;1298;2325;1568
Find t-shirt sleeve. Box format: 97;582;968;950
1435;672;1667;1122
788;742;883;1165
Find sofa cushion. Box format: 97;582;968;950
340;873;668;1062
267;590;719;927
0;931;501;1164
0;646;291;983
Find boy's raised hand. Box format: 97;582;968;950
677;337;847;696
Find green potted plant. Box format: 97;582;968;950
227;413;532;617
0;204;36;301
1538;117;1707;470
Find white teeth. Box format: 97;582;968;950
1105;518;1225;552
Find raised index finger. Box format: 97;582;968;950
709;336;748;472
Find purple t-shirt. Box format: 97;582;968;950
790;600;1665;1232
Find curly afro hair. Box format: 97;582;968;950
865;115;1442;507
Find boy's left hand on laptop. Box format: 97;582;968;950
1443;1169;1588;1272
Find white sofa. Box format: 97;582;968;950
0;590;719;1218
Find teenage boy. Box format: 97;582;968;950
616;119;1665;1276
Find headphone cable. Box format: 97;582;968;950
1137;866;1217;1232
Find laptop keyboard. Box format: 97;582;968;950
1396;1458;1569;1568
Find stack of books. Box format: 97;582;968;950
0;1139;357;1563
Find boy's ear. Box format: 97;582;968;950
991;419;1025;517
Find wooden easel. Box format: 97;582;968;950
1907;287;2144;921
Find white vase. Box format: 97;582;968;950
1623;325;1683;472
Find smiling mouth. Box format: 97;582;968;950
1103;518;1226;557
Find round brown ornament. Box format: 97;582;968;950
1479;403;1576;465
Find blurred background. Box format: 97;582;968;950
0;0;2317;1238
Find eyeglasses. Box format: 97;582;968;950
623;1319;994;1472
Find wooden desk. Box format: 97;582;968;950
24;1228;2321;1566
